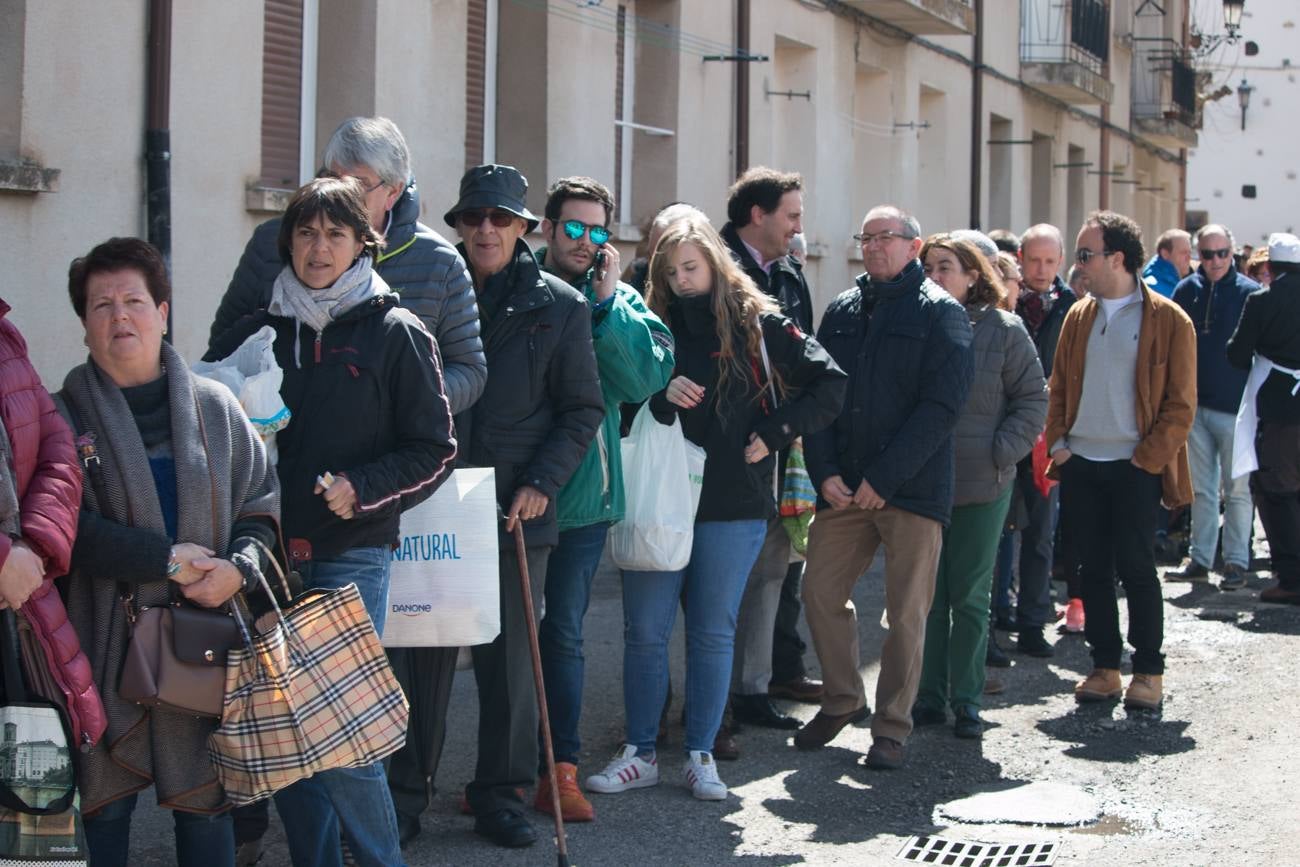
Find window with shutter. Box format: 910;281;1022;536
466;0;487;169
261;0;303;189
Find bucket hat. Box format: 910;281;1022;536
444;164;539;231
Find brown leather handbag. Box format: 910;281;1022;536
118;595;241;719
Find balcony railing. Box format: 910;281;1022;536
1021;0;1110;75
1132;39;1197;126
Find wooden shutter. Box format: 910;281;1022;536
465;0;487;169
261;0;303;188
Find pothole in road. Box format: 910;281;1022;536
935;781;1100;827
1071;814;1142;836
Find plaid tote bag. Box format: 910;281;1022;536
208;568;409;806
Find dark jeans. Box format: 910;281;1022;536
771;560;809;684
386;645;459;819
84;792;233;867
539;522;611;768
1013;457;1057;628
467;544;551;816
1253;420;1300;591
1061;457;1165;674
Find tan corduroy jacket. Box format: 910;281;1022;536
1045;284;1198;508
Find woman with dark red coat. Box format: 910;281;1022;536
0;297;102;748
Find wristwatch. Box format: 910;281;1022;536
166;547;181;578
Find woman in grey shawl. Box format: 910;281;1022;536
58;238;279;867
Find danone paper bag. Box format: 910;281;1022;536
381;468;500;647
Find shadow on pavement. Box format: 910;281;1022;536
1034;703;1195;762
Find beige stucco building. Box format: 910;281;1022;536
2;0;1196;384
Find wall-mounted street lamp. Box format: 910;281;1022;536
1191;0;1246;56
1237;78;1255;130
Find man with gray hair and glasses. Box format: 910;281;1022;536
207;116;487;851
1169;224;1259;588
796;205;973;770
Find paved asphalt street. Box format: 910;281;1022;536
128;541;1300;866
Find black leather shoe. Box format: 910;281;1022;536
474;809;536;848
911;705;946;727
731;694;801;730
397;811;421;848
986;637;1011;668
953;706;983;740
1016;626;1055;658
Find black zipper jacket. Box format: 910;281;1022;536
649;295;845;522
455;240;604;546
210;289;457;559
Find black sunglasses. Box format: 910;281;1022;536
1075;247;1115;264
1199;248;1232;260
458;210;518;228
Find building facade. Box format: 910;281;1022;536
1;0;1197;383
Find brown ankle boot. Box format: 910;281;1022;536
1123;673;1163;710
1074;668;1122;702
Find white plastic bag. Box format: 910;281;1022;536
192;325;290;463
610;403;706;572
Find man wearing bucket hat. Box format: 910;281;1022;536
1227;232;1300;606
441;164;604;848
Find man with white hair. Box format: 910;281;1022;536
797;204;973;769
995;224;1077;649
1169;224;1259;588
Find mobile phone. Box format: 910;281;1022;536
593;249;606;283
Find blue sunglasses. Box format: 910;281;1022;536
562;220;611;246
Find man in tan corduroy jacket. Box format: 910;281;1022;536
1045;210;1196;713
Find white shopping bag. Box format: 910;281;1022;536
610;403;706;572
193;325;290;464
381;468;501;647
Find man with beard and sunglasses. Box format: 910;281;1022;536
1048;211;1196;713
531;177;675;823
1170;224;1259;589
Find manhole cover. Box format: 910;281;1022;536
897;835;1058;866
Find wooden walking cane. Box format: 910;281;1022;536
511;519;571;866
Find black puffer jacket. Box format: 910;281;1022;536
208;180;488;414
210;283;457;560
649;296;845;523
805;261;974;526
458;240;604;547
721;222;815;332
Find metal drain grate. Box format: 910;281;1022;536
897;835;1058;866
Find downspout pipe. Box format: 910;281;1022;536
969;0;984;229
146;0;173;340
735;0;750;179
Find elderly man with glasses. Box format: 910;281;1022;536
1048;211;1196;712
1169;224;1260;588
796;205;973;770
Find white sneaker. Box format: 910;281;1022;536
684;750;727;800
585;745;659;793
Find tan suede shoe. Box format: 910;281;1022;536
1123;673;1163;710
1074;668;1123;702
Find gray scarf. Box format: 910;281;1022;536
270;256;381;367
58;341;279;814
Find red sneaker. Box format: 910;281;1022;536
1064;598;1085;633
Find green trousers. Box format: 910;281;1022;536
916;486;1013;713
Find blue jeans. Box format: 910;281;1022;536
622;520;767;754
84;792;233;867
539;522;610;767
274;546;405;867
1187;407;1253;569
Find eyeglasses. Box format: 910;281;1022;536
458;210;518;228
355;178;387;195
853;231;913;246
561;220;611;246
1074;247;1115;264
1199;247;1233;260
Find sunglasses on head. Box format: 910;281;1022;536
458;210;517;228
561;220;611;246
1199;248;1232;260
